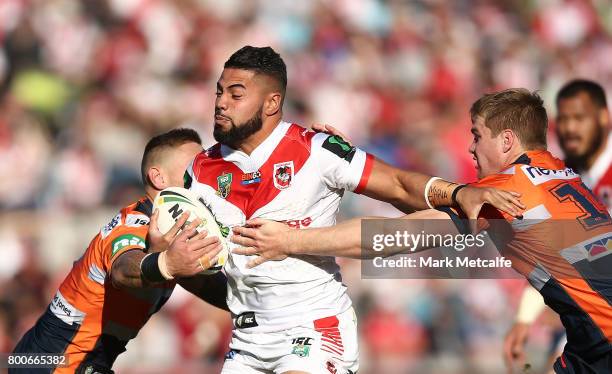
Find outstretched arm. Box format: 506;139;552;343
232;209;461;267
363;158;524;218
312;128;524;218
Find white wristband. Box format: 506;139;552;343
158;251;175;280
424;177;442;209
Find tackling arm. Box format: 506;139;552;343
177;273;229;311
111;250;149;288
110;250;229;311
110;214;222;288
232;209;461;267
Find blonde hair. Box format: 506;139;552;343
470;88;548;149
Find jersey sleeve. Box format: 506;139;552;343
313;133;374;192
102;213;148;271
469;173;517;221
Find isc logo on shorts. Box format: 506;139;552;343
291;337;313;357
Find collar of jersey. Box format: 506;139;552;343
511;153;532;165
135;196;153;217
498;150;562;176
219;120;292;172
510;150;566;170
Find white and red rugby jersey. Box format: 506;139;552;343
580;132;612;213
185;121;374;333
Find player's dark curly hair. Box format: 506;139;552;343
224;46;287;95
556;79;608;109
141;128;202;186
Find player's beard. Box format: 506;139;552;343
563;124;605;171
214;107;263;148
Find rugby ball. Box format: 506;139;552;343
153;187;229;274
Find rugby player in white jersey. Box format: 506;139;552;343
169;46;524;374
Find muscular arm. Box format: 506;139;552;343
110;249;229;311
110;216;223;290
177;273;229;312
110;250;149;288
109;211;185;289
362;159;458;213
362;158;524;217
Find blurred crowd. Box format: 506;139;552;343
1;0;611;372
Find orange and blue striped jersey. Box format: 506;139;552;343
466;150;612;360
49;197;175;372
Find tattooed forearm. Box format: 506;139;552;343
110;250;150;288
430;186;448;200
428;181;460;207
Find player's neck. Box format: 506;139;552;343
144;187;157;203
583;133;609;170
505;146;528;167
235;116;282;155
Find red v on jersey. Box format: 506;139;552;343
191;124;317;218
245;124;316;217
192;144;251;213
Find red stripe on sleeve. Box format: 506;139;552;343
354;153;375;194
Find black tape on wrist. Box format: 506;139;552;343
451;184;467;205
140;252;165;283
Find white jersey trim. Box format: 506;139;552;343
583;132;612;189
50;290;86;325
220;121;292;172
